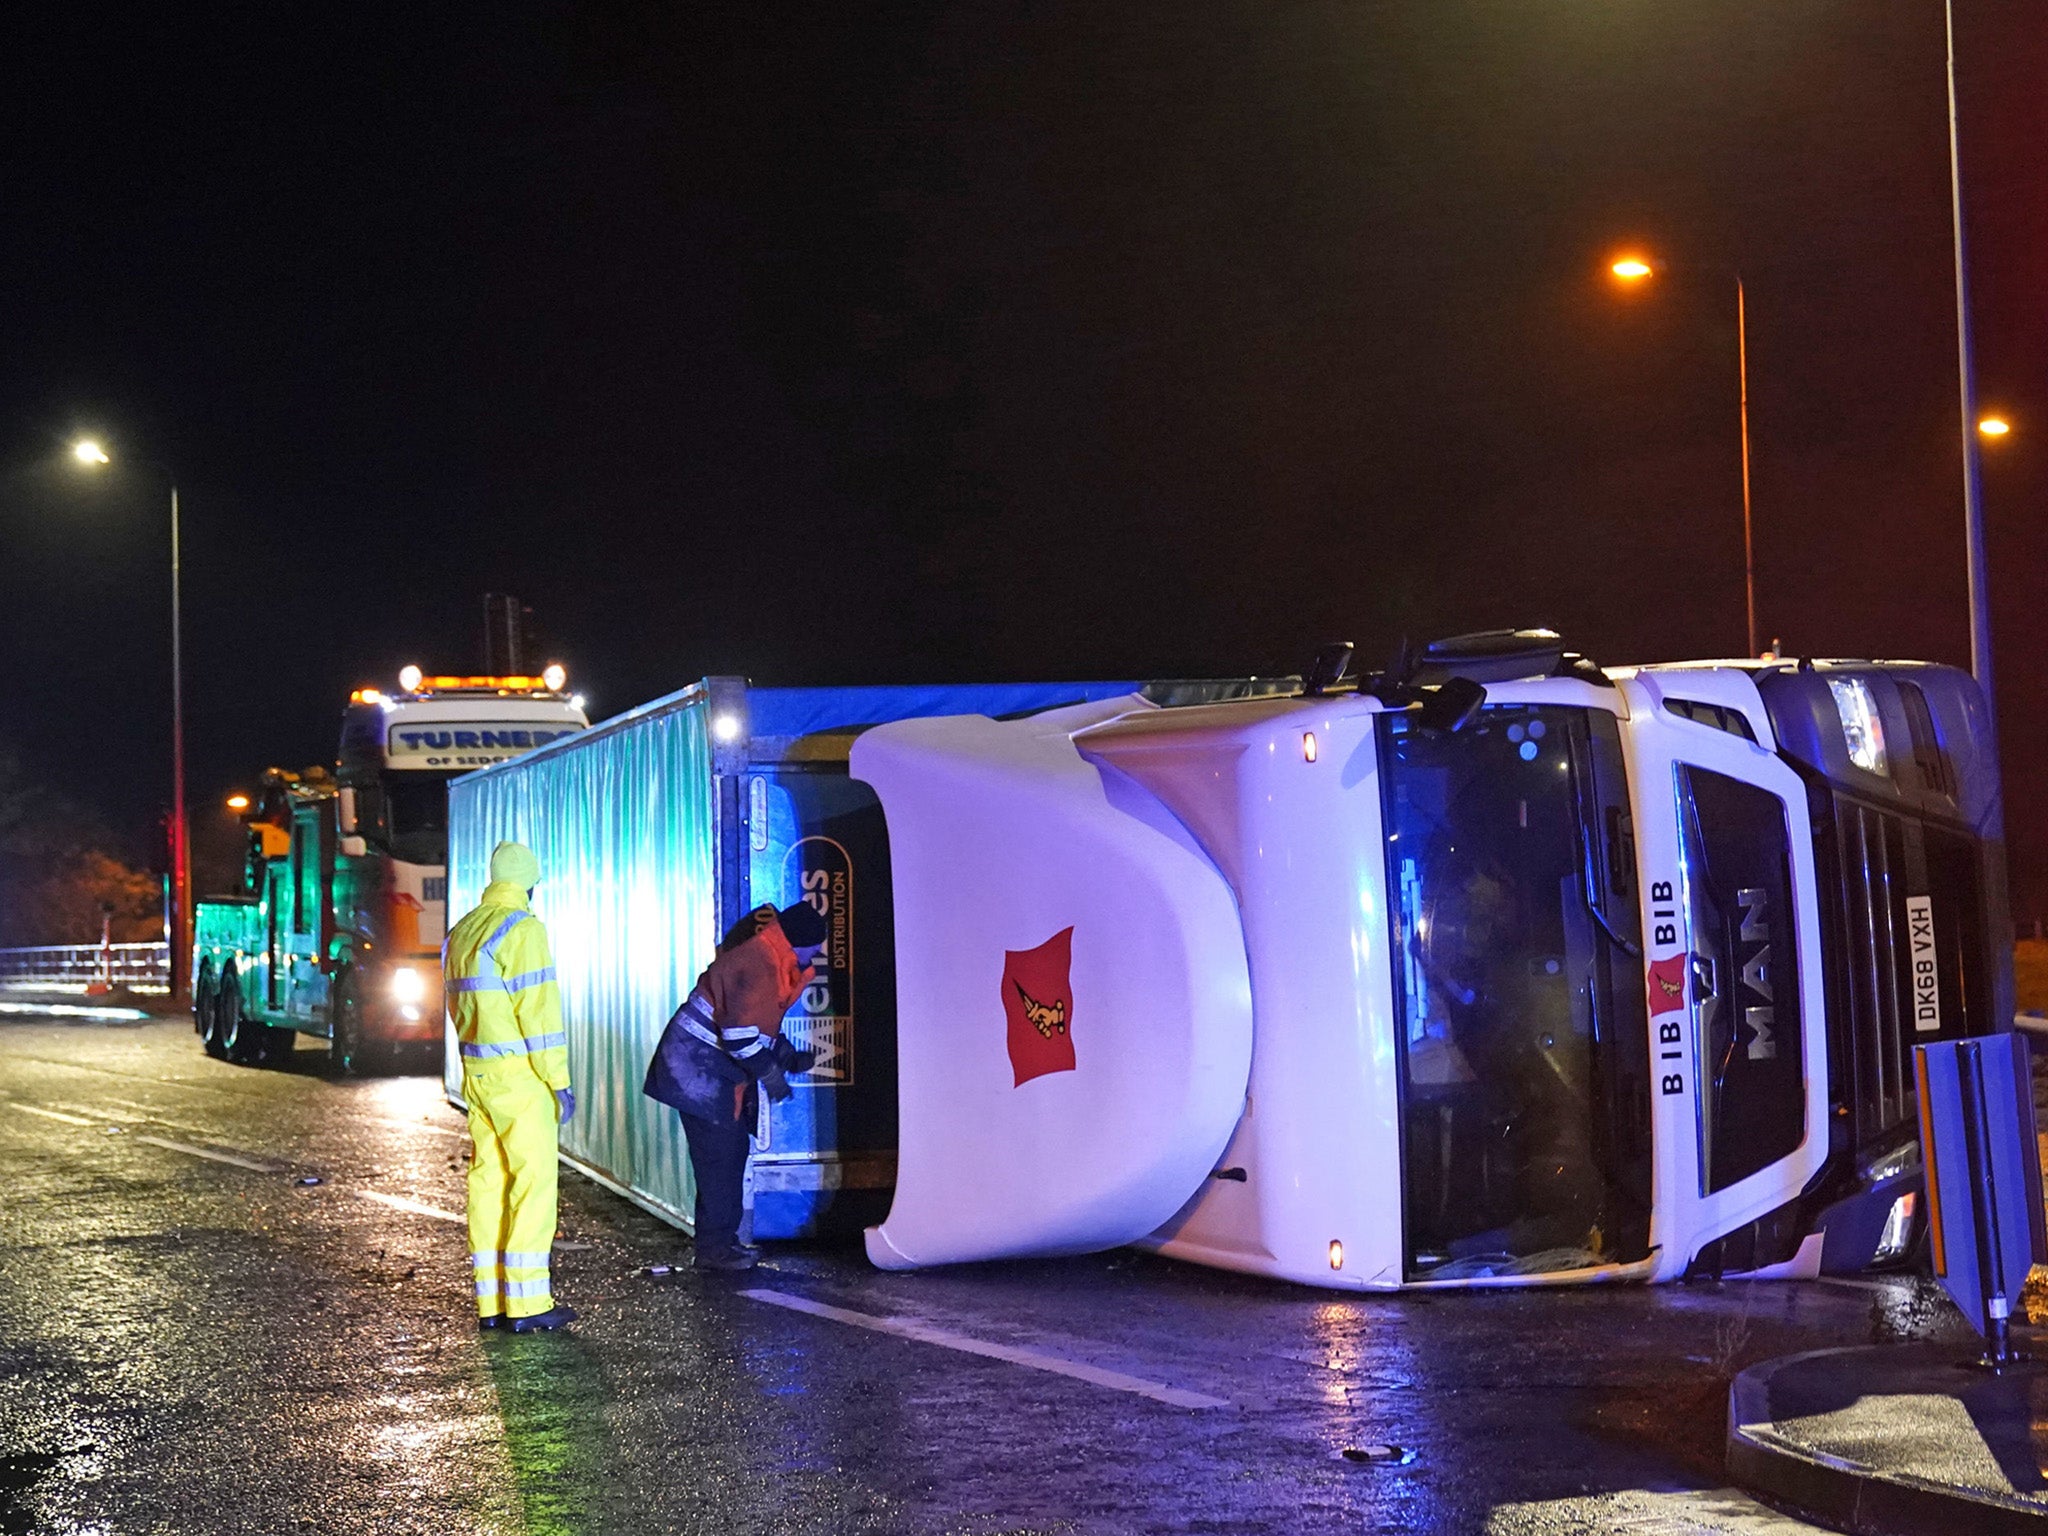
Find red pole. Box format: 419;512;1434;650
170;484;190;1003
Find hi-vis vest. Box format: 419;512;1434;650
444;880;570;1089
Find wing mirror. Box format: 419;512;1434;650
1415;676;1486;733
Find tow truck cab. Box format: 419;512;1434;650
192;672;587;1070
331;673;589;1054
859;645;2008;1288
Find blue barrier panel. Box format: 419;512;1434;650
1915;1033;2047;1357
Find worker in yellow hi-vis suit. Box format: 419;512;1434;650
446;840;576;1334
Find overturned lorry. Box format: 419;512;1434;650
446;637;2010;1289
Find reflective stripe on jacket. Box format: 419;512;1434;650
445;879;570;1089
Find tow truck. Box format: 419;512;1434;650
192;669;588;1071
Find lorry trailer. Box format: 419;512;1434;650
441;677;1276;1235
446;636;2009;1288
192;670;587;1071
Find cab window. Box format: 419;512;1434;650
1674;766;1805;1193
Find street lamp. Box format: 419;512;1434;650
1606;253;1759;658
71;440;190;1003
1943;0;1993;703
1977;415;2010;439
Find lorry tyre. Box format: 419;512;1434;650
193;963;217;1040
221;981;270;1066
203;969;236;1059
328;970;380;1076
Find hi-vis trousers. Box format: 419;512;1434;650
465;1062;559;1320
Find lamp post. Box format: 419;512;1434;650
1944;0;1993;705
1608;256;1759;658
71;439;190;1003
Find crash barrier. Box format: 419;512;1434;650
0;942;170;991
1915;1033;2048;1365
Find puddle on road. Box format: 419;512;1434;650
1867;1274;1983;1345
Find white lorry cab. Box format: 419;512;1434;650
856;632;2011;1289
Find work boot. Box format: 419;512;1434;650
694;1246;759;1272
478;1315;508;1332
509;1305;578;1333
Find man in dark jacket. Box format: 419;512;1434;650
677;901;827;1270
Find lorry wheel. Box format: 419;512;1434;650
193;964;217;1040
204;970;236;1059
222;985;267;1066
328;970;380;1076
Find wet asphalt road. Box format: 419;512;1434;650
0;1011;1990;1536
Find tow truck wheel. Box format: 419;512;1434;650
193;964;217;1039
328;969;379;1076
206;969;238;1060
222;981;269;1066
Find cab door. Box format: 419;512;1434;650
1629;696;1831;1270
286;803;335;1022
264;861;290;1012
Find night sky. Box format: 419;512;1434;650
3;4;2044;916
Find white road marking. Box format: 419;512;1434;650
741;1287;1230;1410
357;1190;466;1223
132;1133;284;1174
94;1099;241;1138
13;1102;97;1126
49;1101;123;1122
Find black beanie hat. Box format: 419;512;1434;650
776;901;828;948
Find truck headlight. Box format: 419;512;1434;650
1827;677;1889;776
390;966;427;1005
1873;1190;1917;1263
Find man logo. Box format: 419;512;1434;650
1002;927;1076;1087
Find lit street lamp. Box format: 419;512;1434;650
1607;254;1759;658
1977;415;2010;439
71;440;191;1003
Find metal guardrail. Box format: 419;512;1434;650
0;942;171;988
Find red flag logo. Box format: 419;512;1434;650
1647;954;1688;1015
1002;927;1076;1087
